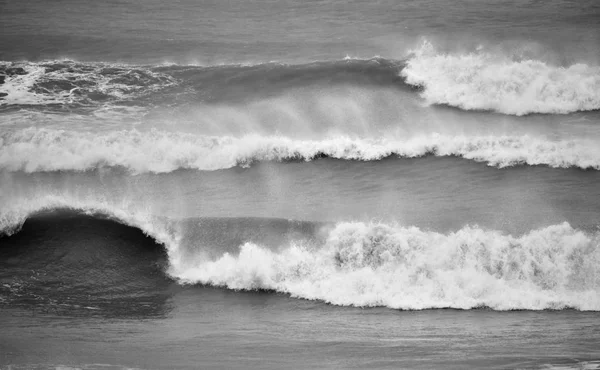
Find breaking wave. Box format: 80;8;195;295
2;195;599;311
2;128;600;172
3;49;599;116
175;221;600;311
0;194;180;253
401;41;600;115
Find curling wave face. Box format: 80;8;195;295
401;41;600;115
0;194;181;253
2;128;600;172
1;196;599;311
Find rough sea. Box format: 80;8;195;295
1;0;600;369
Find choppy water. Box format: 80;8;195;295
1;0;600;369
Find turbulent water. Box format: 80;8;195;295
1;0;600;369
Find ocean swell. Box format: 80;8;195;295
1;128;600;172
401;41;600;115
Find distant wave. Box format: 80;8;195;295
3;52;600;116
401;41;600;115
0;58;405;109
1;128;600;172
3;194;599;311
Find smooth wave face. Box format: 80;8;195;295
2;197;599;311
2;128;600;172
401;41;600;115
0;210;172;317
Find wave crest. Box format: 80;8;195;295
1;128;600;172
401;41;600;115
0;195;180;255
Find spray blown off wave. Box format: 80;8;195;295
401;41;600;115
2;128;600;172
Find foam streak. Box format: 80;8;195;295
1;128;599;172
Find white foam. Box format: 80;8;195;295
1;128;600;172
173;221;600;311
0;61;176;107
2;194;599;311
401;41;600;115
0;65;68;106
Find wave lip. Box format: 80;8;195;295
2;128;600;172
0;195;181;258
174;221;600;311
401;41;600;115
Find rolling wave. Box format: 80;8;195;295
1;128;599;172
175;221;600;311
2;195;599;311
401;41;600;115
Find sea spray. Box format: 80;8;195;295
2;128;600;172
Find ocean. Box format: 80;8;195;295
1;0;600;368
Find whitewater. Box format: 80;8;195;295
2;41;600;178
401;41;600;116
2;194;599;311
2;42;600;116
2;128;600;172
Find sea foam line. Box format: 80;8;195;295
1;128;600;172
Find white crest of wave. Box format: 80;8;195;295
2;128;600;172
401;41;600;115
0;193;181;255
173;221;600;310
